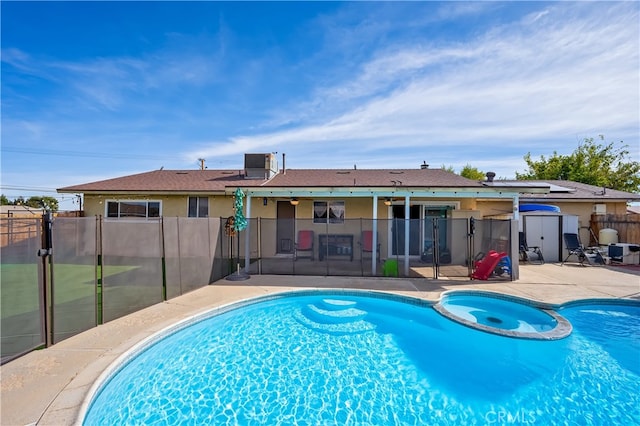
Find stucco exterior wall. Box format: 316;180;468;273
475;200;514;218
82;194;626;229
83;194;237;218
84;195;485;219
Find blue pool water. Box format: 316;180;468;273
82;292;640;425
437;293;568;338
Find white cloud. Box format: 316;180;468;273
2;1;638;198
186;2;639;173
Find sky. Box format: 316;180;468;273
2;1;639;210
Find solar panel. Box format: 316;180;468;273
482;181;575;192
544;182;576;193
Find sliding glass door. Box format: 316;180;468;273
390;205;451;257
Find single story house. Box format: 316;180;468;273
58;153;640;274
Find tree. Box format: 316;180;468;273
25;196;59;212
460;164;486;180
516;136;640;193
0;194;9;205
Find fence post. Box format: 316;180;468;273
96;215;103;325
37;211;54;347
468;217;475;279
160;217;167;301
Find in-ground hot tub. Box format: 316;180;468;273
434;291;571;340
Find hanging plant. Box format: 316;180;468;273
224;216;236;236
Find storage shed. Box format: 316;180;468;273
519;204;579;262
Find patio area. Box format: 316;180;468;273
1;263;638;426
248;256;475;279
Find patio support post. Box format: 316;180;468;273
511;194;520;280
404;195;410;277
244;195;251;274
372;195;378;276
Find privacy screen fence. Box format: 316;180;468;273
0;215;515;363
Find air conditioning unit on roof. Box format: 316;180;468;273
244;153;278;179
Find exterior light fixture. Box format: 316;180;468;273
290;198;299;206
384;198;392;206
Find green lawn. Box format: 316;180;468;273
0;263;137;318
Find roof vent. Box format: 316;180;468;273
486;172;496;182
421;161;429;169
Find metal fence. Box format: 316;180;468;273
222;217;516;280
1;214;515;363
0;217;44;363
1;216;223;364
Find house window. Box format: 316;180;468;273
313;201;345;224
106;200;161;219
188;197;209;218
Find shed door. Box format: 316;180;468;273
277;201;295;254
524;215;561;262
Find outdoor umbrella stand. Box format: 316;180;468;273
226;188;250;281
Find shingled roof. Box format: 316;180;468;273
58;169;248;193
58;167;486;193
256;168;482;188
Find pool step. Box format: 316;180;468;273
293;310;376;335
319;298;358;311
304;304;367;324
295;299;375;335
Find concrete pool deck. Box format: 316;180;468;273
1;263;639;426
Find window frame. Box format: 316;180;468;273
105;200;162;220
187;196;209;218
313;200;345;224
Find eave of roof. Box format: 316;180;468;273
237;186;532;198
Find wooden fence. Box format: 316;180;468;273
589;214;640;245
0;217;39;247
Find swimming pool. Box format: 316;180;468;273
81;291;640;425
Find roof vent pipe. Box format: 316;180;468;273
486;171;496;182
421;161;429;169
282;153;286;175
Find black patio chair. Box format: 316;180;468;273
562;233;604;266
519;232;544;264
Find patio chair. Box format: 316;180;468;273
359;230;380;263
562;233;604;266
519;232;544;264
294;230;314;261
